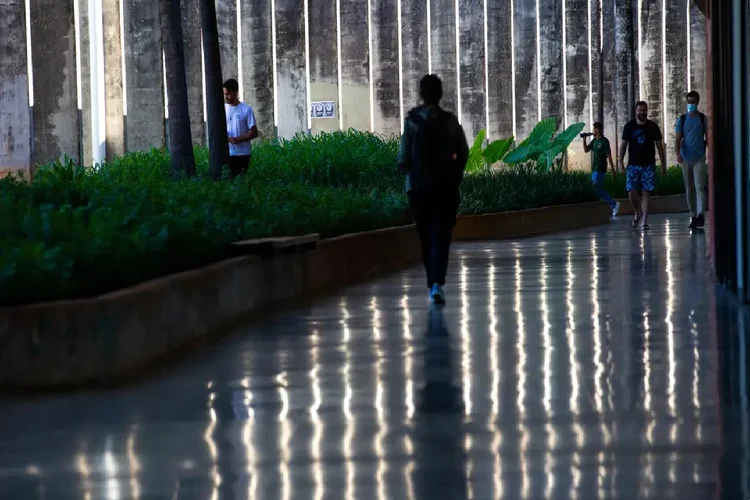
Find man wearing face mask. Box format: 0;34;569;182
675;91;708;230
618;101;667;230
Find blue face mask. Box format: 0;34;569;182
687;104;698;113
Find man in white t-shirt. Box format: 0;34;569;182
223;78;258;178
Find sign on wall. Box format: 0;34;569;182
311;101;336;119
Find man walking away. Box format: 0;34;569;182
398;74;469;305
223;79;258;178
618;101;667;231
583;121;620;218
675;90;708;230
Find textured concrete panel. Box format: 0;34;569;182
181;0;205;145
565;0;590;169
601;0;618;140
102;0;125;160
429;0;457;114
486;0;513;140
216;0;238;80
614;0;636;153
339;0;371;131
123;0;165;151
30;0;79;165
688;2;706;99
401;0;428;114
457;0;485;142
240;0;274;139
0;0;31;173
275;0;307;138
76;0;92;165
513;0;538;141
589;0;600;130
371;0;400;136
664;0;688;158
308;0;340;134
639;0;663;142
539;0;563;126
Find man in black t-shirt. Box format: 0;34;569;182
617;101;667;230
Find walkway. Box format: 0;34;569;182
0;214;746;499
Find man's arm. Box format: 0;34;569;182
454;119;470;173
617;140;627;170
656;140;667;175
674;117;683;163
397;121;411;173
582;136;591;153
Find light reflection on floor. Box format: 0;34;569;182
0;214;744;499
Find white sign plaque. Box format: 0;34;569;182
311;101;336;119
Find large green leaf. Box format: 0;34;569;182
502;144;532;164
482;136;514;165
551;121;586;150
519;117;558;148
465;129;487;173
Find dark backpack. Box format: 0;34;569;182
679;112;707;146
408;108;459;193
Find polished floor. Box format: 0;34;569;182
2;214;750;499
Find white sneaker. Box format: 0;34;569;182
612;201;621;218
430;284;445;305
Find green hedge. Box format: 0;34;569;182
0;131;685;306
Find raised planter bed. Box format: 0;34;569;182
0;197;683;392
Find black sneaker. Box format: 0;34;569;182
689;217;698;230
696;214;705;227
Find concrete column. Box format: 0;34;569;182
216;0;238;80
689;1;707;96
339;0;371;131
639;0;664;137
539;0;563;126
565;0;589;169
601;0;618;139
429;0;457;114
76;0;93;166
614;0;636;144
0;0;31;177
370;0;400;136
665;0;689;153
308;0;340;134
513;0;539;141
275;0;308;138
240;0;274;139
30;0;80;166
102;0;125;160
457;0;485;141
181;0;205;145
589;0;600;127
486;0;513;140
401;0;428;114
123;0;165;151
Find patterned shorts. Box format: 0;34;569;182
626;164;656;192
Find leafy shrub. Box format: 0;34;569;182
0;130;685;306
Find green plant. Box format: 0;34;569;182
503;117;585;171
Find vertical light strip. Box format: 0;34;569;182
661;0;667;139
587;0;593;126
535;0;541;120
483;0;490;139
637;0;643;100
24;0;34;107
271;0;279;126
237;0;244;102
426;0;432;73
120;0;127;115
94;0;106;161
562;0;568;128
200;33;207;121
599;0;602;51
304;0;312;131
163;50;169;119
73;0;83;111
367;0;375;131
336;0;344;130
510;0;516;136
454;0;461;122
686;3;691;89
397;0;405;129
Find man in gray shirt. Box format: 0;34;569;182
675;90;708;229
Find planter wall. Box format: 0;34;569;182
0;197;682;391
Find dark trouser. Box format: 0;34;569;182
408;190;459;289
227;155;251;178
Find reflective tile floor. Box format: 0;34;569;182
2;214;750;499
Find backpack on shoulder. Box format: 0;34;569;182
408;109;460;194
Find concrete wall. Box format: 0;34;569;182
1;0;708;174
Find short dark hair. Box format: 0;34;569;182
223;79;239;93
419;74;443;105
686;90;700;102
636;101;648;109
593;121;603;131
